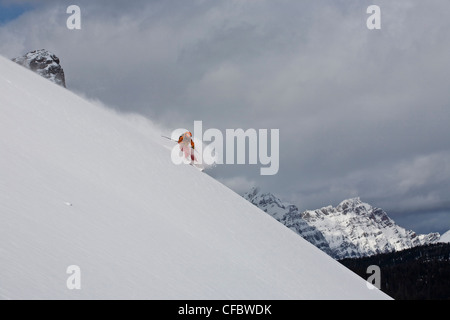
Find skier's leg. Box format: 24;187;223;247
188;149;195;164
183;146;190;161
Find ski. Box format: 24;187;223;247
190;163;205;172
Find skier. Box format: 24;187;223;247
178;131;196;163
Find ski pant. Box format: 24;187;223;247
180;145;195;162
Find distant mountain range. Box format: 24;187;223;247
244;187;443;259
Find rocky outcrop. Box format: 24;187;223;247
12;49;66;88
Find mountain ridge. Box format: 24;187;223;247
244;187;440;259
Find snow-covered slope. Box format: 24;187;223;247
243;187;333;257
0;55;390;300
302;198;440;259
439;230;450;243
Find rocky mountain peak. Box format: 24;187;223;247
12;49;66;88
244;188;440;259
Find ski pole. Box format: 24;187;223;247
161;135;177;142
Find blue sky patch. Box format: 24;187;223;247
0;3;33;25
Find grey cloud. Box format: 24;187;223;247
1;0;449;234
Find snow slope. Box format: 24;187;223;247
439;230;450;243
0;55;390;300
243;187;333;257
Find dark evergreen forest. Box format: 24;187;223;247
339;243;450;300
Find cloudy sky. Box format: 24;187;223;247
1;0;449;234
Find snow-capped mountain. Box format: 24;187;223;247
302;198;440;259
0;55;390;299
243;187;333;256
244;188;440;259
12;49;66;87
